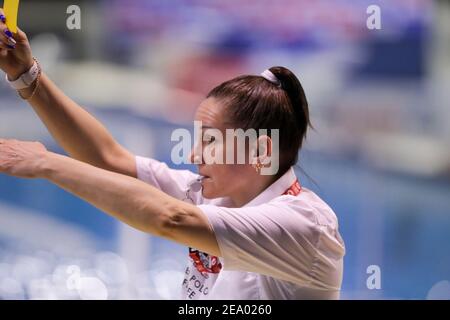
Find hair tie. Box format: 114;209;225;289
261;69;281;88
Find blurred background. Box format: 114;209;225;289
0;0;449;300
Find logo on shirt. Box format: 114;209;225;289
189;248;222;277
182;249;222;299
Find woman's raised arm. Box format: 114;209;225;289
0;10;136;177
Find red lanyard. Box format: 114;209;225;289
190;178;301;275
283;179;302;196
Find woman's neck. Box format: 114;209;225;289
229;174;279;207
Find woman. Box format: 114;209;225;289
0;14;345;300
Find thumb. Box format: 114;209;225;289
12;27;28;43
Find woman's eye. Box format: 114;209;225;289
205;136;216;143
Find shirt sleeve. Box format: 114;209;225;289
135;156;202;203
198;200;345;290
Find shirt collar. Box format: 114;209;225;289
243;167;298;207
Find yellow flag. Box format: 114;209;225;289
3;0;20;33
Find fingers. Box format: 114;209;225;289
0;8;27;47
0;8;15;49
0;139;38;144
0;139;20;144
14;27;28;42
1;30;16;44
0;32;16;49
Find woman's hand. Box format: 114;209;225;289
0;139;49;178
0;8;34;80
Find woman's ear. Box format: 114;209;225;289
253;135;272;165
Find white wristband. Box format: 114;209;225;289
5;60;40;90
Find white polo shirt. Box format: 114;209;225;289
136;156;345;300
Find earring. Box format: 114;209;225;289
253;162;263;174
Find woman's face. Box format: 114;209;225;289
190;98;251;200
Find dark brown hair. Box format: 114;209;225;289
206;66;311;175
